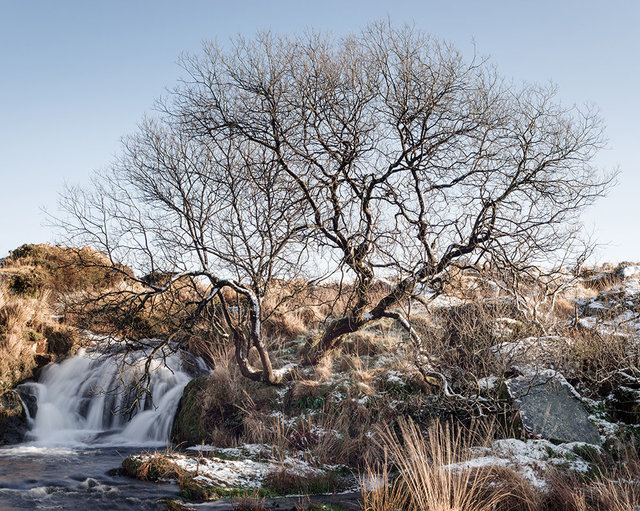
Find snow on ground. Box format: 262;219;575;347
446;438;595;488
575;268;640;340
578;306;640;339
616;278;640;297
492;336;572;368
132;445;329;490
424;294;468;308
148;438;595;492
186;443;272;458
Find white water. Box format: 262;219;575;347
18;344;208;447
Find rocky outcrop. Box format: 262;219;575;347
0;390;29;445
506;371;601;445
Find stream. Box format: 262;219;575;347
0;343;208;510
0;445;179;510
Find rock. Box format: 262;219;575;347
490;318;527;340
619;265;640;279
493;336;573;370
583;299;611;318
601;371;640;423
506;371;601;445
0;390;29;445
16;385;38;419
171;375;210;446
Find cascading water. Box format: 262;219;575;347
17;342;209;447
0;343;209;510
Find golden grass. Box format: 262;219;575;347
0;282;81;389
363;418;522;511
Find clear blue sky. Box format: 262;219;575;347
0;0;638;262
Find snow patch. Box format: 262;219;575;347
621;265;640;279
133;450;327;490
477;376;500;391
445;438;595;489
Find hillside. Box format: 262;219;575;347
1;244;640;509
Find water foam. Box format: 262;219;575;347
18;343;207;447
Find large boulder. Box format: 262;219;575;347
0;390;29;444
171;375;212;446
506;370;601;445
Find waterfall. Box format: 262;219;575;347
17;343;208;447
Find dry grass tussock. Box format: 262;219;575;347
362;418;514;511
0;283;80;389
261;279;394;342
173;345;394;466
0;244;110;389
543;446;640;511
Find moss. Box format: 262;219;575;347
0;390;28;444
7;272;41;297
162;500;195;511
178;476;217;500
121;456;143;478
232;498;271;511
571;443;602;462
285;381;332;411
172;371;281;446
23;330;42;343
179;482;263;501
262;468;339;496
171;376;210;445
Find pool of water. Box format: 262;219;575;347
0;444;178;510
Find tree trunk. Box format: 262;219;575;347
303;315;363;365
304;274;420;365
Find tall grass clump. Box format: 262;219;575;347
362;418;515;511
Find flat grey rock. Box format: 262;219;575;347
506;371;601;445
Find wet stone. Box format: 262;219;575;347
0;390;28;445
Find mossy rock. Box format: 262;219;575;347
308;505;350;511
162;500;195;511
121;456;143;478
179;479;257;501
178;476;217;500
171;376;211;445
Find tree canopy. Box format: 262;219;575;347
60;22;611;384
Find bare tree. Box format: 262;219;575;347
59;22;612;383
